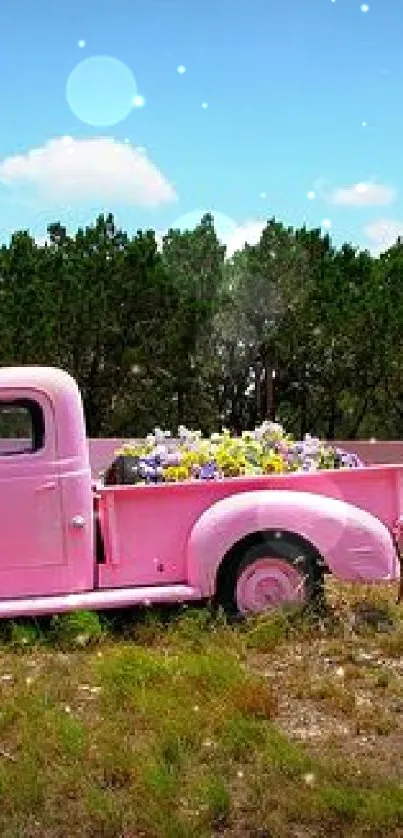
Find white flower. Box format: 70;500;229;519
154;444;168;458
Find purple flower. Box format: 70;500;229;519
200;462;217;480
145;454;160;467
334;448;364;469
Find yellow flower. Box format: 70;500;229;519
116;444;142;457
181;451;199;469
177;465;190;481
163;466;178;482
262;453;285;474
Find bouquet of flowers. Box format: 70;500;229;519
106;421;364;485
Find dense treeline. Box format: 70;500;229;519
1;212;402;439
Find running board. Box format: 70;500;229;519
0;585;203;619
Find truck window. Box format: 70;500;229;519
0;399;45;455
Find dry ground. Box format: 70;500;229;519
0;579;401;837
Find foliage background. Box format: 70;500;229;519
2;212;402;440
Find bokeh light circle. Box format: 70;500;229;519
66;55;138;127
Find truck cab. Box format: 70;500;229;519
0;366;399;620
0;367;94;599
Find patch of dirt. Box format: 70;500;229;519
246;583;403;786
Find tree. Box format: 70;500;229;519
0;209;402;441
161;213;226;428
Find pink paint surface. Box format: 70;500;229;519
97;465;401;599
0;368;93;601
0;366;400;618
235;558;305;614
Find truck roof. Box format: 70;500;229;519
0;366;78;400
0;366;89;463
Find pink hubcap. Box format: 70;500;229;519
236;557;305;615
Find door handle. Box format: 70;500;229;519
36;481;56;492
70;515;86;528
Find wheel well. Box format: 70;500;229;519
215;529;326;598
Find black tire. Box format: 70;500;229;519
217;531;325;616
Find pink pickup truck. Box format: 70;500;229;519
0;366;400;619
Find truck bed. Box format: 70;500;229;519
97;464;402;589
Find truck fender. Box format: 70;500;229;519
186;490;400;596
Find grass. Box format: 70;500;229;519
0;581;401;836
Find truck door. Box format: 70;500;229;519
0;389;66;599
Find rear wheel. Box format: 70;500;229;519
217;532;324;616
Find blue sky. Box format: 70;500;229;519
0;0;402;255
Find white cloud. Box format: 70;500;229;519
0;136;177;207
363;218;403;254
224;220;265;256
35;234;49;247
158;215;265;259
327;181;396;207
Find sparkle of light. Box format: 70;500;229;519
132;94;145;108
